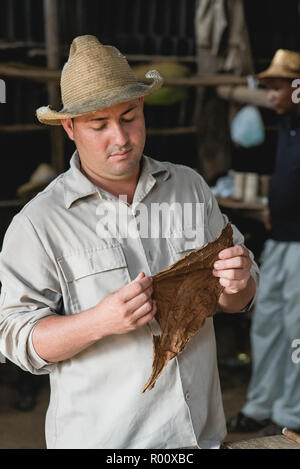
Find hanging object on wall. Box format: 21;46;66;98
132;62;190;106
230;105;265;148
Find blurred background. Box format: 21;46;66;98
1;0;300;448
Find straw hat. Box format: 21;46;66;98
132;62;190;106
36;35;163;125
257;49;300;80
17;163;57;199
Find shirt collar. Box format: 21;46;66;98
63;150;170;209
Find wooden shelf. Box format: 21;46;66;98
0;199;26;208
147;126;197;136
216;196;267;211
0;44;271;157
0;61;59;83
0;124;47;133
0;61;249;87
0;41;45;50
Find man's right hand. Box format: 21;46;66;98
32;272;157;363
92;272;157;337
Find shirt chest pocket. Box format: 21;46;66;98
167;225;206;262
58;245;131;314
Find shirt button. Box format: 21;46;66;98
290;129;297;137
185;392;191;401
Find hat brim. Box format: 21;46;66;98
36;73;163;126
17;180;54;199
256;65;300;81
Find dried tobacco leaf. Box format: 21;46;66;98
142;223;233;392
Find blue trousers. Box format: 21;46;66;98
243;239;300;429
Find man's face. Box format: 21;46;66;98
61;97;146;181
265;78;294;114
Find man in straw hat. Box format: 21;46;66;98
228;49;300;436
0;35;257;449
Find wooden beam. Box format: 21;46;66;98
43;0;65;174
0;41;44;50
25;50;197;63
127;54;197;63
44;0;60;70
0;199;26;208
0;62;249;88
164;74;247;87
147;126;197;136
0;124;47;133
0;62;59;82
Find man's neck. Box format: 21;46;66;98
288;102;300;116
80;161;142;205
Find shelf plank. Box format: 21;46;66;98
0;199;26;208
0;61;249;87
147;126;197;136
0;124;47;133
0;62;60;82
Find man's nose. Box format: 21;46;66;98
267;90;277;104
111;122;128;146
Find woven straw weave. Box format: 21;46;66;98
36;35;163;125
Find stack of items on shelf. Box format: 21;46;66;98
233;172;270;204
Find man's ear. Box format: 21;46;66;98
61;118;75;141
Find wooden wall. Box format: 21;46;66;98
0;0;300;200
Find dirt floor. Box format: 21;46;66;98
0;319;261;450
0;361;259;449
0;363;48;449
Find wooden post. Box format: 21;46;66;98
43;0;65;174
194;0;255;184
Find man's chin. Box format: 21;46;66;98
274;107;286;115
108;153;141;176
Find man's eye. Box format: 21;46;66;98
121;117;134;123
92;125;106;131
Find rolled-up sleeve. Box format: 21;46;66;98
0;213;61;374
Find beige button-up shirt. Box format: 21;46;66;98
0;152;258;449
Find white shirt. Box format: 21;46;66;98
0;152;258;449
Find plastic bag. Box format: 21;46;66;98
231;105;265;148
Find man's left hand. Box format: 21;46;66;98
212;245;253;295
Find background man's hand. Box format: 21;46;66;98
93;272;157;337
213;245;253;295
